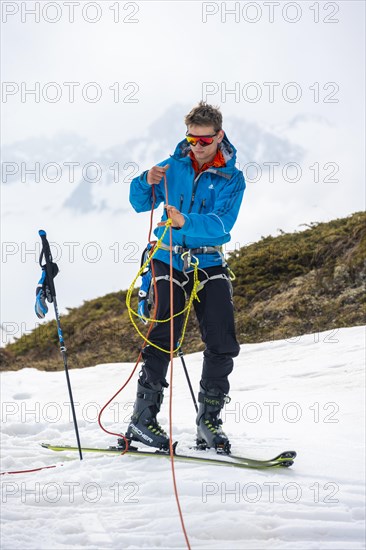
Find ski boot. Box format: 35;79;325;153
196;383;231;454
125;379;169;451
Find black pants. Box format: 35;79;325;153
141;260;240;394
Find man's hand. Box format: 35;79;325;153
164;205;186;228
147;164;169;185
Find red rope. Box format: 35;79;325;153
98;174;191;548
164;174;191;549
0;464;61;476
97;187;159;450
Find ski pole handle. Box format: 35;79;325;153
38;229;56;297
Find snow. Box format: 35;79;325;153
1;326;365;549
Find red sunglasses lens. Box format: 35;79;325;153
186;135;216;147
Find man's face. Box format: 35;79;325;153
187;124;224;165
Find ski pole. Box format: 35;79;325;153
38;230;83;461
177;349;198;414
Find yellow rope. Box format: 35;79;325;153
125;220;201;354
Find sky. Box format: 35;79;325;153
1;0;365;346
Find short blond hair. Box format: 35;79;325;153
185;101;222;132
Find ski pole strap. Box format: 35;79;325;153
35;268;52;319
38;230;59;297
35;230;59;319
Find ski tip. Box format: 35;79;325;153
285;451;297;459
274;450;297;461
39;229;47;237
278;460;294;468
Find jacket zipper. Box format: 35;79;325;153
198;199;206;214
188;172;205;213
182;173;202;248
182;171;207;248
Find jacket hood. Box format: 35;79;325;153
171;132;238;172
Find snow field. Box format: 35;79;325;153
1;326;365;549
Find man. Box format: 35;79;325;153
127;101;245;452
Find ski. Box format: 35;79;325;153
193;443;297;464
229;450;297;464
41;443;295;469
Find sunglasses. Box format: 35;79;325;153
186;133;217;147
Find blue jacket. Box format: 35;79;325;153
129;133;246;271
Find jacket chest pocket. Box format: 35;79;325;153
190;195;213;214
179;193;213;213
195;189;215;213
198;186;216;212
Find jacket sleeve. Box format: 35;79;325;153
129;160;168;213
178;170;246;239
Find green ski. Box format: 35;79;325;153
41;443;296;469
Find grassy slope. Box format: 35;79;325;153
1;212;365;371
